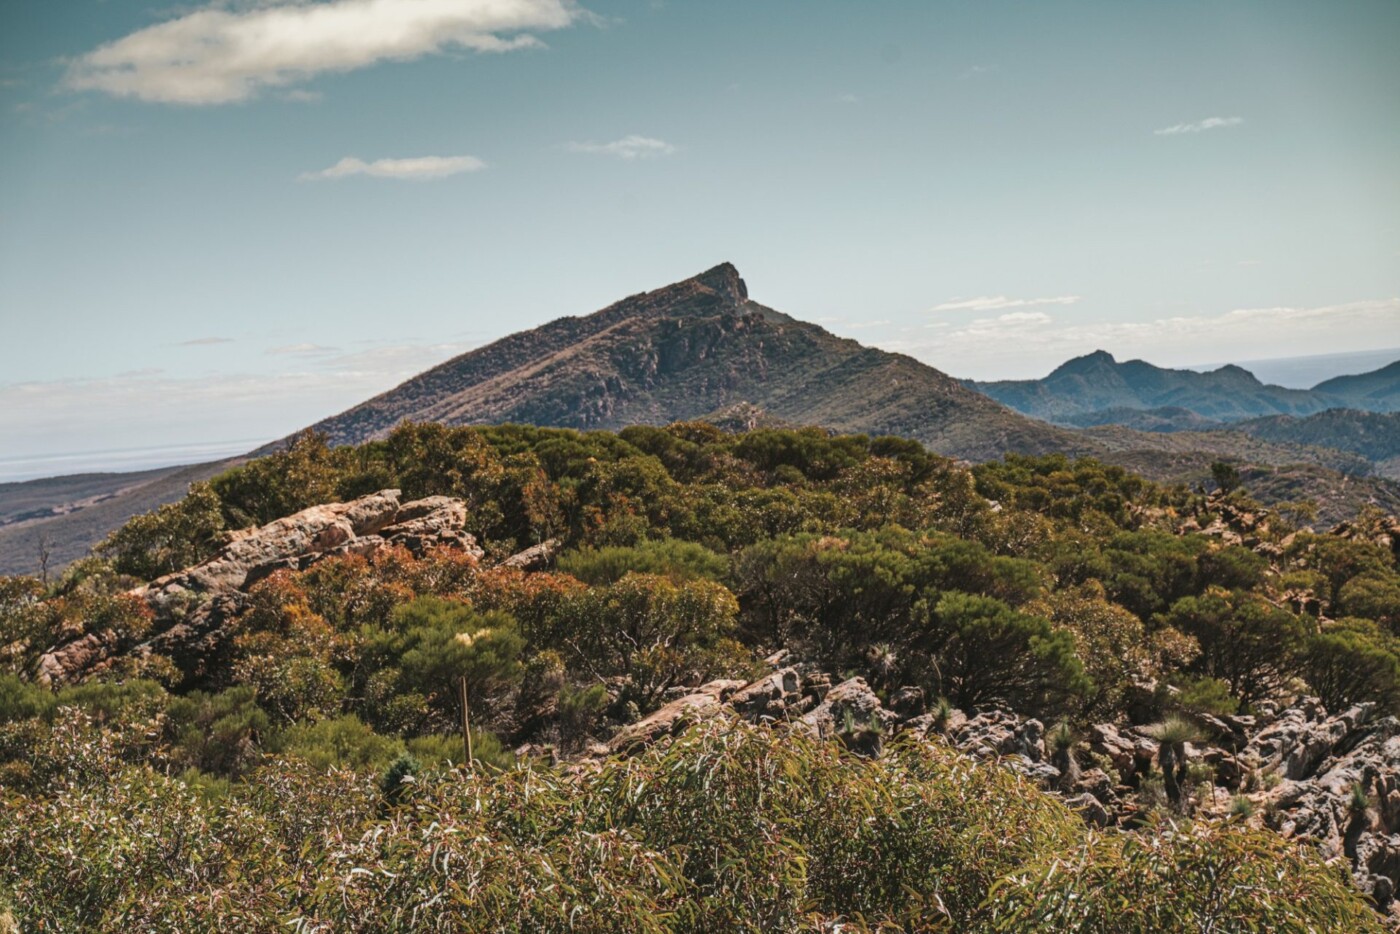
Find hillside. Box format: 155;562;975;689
3;424;1396;930
1315;361;1400;410
968;350;1400;422
0;459;240;576
1234;410;1400;479
293;264;1096;463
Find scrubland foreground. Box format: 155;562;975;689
4;422;1400;931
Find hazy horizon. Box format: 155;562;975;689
3;342;1395;484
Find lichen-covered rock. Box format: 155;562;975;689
500;538;561;571
952;710;1045;762
795;677;895;752
1244;699;1374;780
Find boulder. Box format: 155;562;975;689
33;630;119;687
1065;792;1112;828
500;538;561;571
953;711;1044;762
607;680;741;754
795;677;895;753
730;668;801;721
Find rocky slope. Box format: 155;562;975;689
610;661;1400;921
286;264;1096;463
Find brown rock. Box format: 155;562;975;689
607;680;739;754
500;538;561;571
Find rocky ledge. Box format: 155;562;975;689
35;490;484;686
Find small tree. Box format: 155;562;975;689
1210;461;1241;495
1143;716;1204;810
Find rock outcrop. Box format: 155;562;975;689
35;490;481;686
143;490;478;604
607;679;745;754
1243;699;1400;912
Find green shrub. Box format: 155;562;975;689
557;538;728;586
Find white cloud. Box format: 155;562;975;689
883;298;1400;380
299;155;485;181
178;336;233;346
1154;116;1243;136
565;135;676;159
65;0;583;105
930;295;1081;313
835;93;859;104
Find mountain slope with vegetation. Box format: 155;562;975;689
0;459;240;578
4;424;1400;929
1234;410;1400;478
293;263;1095;463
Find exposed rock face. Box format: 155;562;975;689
1241;698;1400;912
1244;699;1373;781
35;490;482;686
608;680;745;754
729;667;802;721
591;659;1400;920
144;490;478;602
33;630;119;687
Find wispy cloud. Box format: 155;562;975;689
179;336;233;346
1154;116;1243;136
299;155;486;181
930;295;1081;313
958;64;998;80
565;135;676;160
65;0;583;105
834;93;859;104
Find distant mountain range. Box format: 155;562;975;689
968;350;1400;422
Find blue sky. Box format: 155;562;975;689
1;0;1398;479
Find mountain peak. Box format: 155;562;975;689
1052;349;1117;375
690;262;748;305
1213;363;1262;384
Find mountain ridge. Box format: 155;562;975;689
967;349;1400;423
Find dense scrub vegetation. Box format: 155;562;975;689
4;423;1400;929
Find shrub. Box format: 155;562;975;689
557;538;728;586
928;592;1090;717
